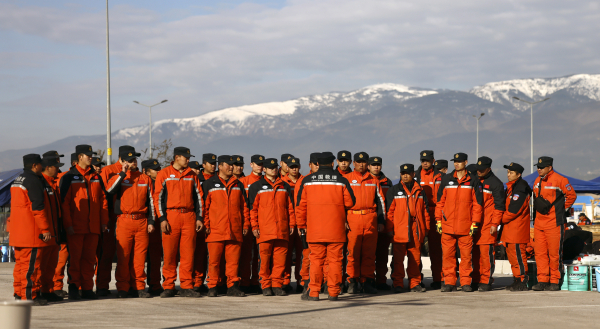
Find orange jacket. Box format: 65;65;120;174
59;165;109;234
202;175;249;242
248;176;296;243
373;172;393;202
532;170;576;230
344;170;385;224
416;167;444;212
435;170;483;235
295;167;355;243
385;181;430;244
153;165;203;223
282;174;304;207
42;173;62;242
474;171;505;245
240;172;263;195
336;166;352;176
107;170;156;225
501;177;532;244
9;170;55;247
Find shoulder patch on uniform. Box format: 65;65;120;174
566;183;572;191
513;194;519;201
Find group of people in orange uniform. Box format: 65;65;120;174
8;144;576;305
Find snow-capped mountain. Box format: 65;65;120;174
469;74;600;109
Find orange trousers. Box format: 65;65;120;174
472;244;495;285
284;230;304;285
146;226;163;290
534;225;564;284
207;241;241;288
308;242;343;298
346;213;377;282
375;232;391;284
95;217;116;290
441;233;473;287
392;237;422;289
161;211;196;290
53;244;69;291
506;243;528;282
68;233;99;290
258;239;288;289
193;230;208;288
427;223;443;282
300;248;311;282
115;216;149;291
40;244;59;293
240;233;260;287
13;247;43;300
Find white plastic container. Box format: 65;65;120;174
572;255;600;266
0;300;32;329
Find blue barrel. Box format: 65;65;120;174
593;266;600;292
567;265;589;291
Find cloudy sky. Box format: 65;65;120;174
1;0;599;151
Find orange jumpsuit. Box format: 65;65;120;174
532;170;576;284
502;178;532;282
296;167;355;298
416;167;444;282
282;174;304;286
192;171;215;289
386;181;430;288
239;172;263;288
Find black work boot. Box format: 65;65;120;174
307;295;319;301
117;290;129;298
160;289;177;298
42;292;64;302
544;283;560;291
32;297;49;306
207;287;218;297
227;282;246;297
441;284;457;292
68;284;81;300
470;282;479;291
54;290;67;298
263;287;274;296
138;290;151;298
14;294;22;300
249;284;262;294
393;286;404;294
273;287;287;296
429;281;442;290
81;290;98;299
282;284;292;294
301;280;310;300
127;287;138;298
532;282;548;291
363;279;378;294
295;282;304;294
411;284;426;293
478;283;492;292
339;282;345;296
505;278;519;291
328;295;338;301
180;289;201;298
321;281;327;293
96;288;110;297
148;287;164;296
217;284;228;295
461;285;473;292
511;279;529;292
347;278;358;294
376;283;392;291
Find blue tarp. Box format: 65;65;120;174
0;169;23;206
522;170;600;194
590;176;600;183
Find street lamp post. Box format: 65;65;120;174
133;100;168;158
473;113;485;160
106;0;112;164
512;97;550;173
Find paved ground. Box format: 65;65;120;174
1;262;599;329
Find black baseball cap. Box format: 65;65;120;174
354;151;369;162
91;157;105;167
75;144;96;157
217;155;235;165
286;157;300;168
368;156;382;165
43;150;63;159
70;153;77;164
475;156;492;171
535;156;553;168
23;154;42;168
400;163;415;173
434;159;448;170
42;156;64;168
202;153;217;163
451;152;468;162
119;146;140;162
317;152;336;165
420;150;434;161
174;146;194;158
309;152;321;164
264;158;279;169
337;150;351;161
466;164;477;174
251;154;265;165
503;162;524;174
232;155;244;165
142;159;161;171
189;160;201;169
118;145;135;154
280;153;294;162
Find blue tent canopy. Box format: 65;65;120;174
522;170;600;194
0;169;23;207
590;176;600;183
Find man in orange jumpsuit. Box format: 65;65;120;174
154;147;204;298
471;156;505;292
141;158;164;295
203;155;249;297
279;154;294;177
368;156;394;290
343;152;385;294
336;151;352;175
239;155;264;294
296;152;356;301
386;164;430;293
200;153;217;181
107;148;155;298
249;158;296;296
10;154;56;306
282;157;305;293
501;162;532;291
435;152;483;292
416;150;444;289
60;144;109;300
531;156;576;291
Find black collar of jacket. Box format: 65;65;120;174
315;167;335;174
